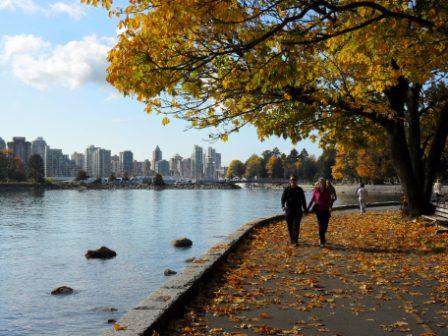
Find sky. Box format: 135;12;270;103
0;0;321;165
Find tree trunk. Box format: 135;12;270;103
385;122;430;216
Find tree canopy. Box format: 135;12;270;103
84;0;448;215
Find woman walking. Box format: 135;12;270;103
308;177;333;247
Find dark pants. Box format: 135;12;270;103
316;210;331;244
286;210;302;244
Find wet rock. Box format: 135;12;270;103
91;307;118;312
85;246;117;259
185;257;196;263
107;319;116;324
172;238;192;248
164;269;177;276
51;286;73;295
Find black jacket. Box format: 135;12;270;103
281;185;307;213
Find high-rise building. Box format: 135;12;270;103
71;152;85;171
85;145;98;177
119;151;134;176
132;160;144;176
152;145;162;172
142;160;151;176
169;154;183;177
204;147;217;180
155;159;170;176
215;152;222;170
31;137;47;161
7;137;31;164
45;148;76;177
181;158;192;179
191;145;203;180
110;155;120;175
0;137;6;150
92;148;111;178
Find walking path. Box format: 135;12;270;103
162;209;447;336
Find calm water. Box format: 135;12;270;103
0;189;398;336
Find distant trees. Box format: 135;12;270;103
244;155;263;179
227;160;245;178
0;150;26;182
153;173;165;186
266;156;283;179
75;170;88;181
27;154;45;183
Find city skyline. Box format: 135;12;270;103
0;3;321;166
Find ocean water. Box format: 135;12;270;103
0;188;397;335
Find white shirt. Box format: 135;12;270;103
434;182;442;194
357;187;368;201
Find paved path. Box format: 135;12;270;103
162;209;447;336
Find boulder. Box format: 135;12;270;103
185;257;196;263
51;286;74;295
164;269;177;276
85;246;117;259
107;319;117;324
171;238;193;248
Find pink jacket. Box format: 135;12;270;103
308;188;333;211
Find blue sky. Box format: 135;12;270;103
0;0;321;164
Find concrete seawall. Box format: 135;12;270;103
103;201;399;336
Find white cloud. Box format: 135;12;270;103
48;2;85;20
1;34;50;62
0;0;85;19
1;34;115;90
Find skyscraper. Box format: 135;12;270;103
85;145;98;177
181;158;192;179
31;137;48;161
155;159;170;176
169;154;183;177
7;137;31;164
152;145;162;172
110;155;120;175
191;145;203;180
119;151;134;176
71;152;85;171
0;137;6;150
45;148;76;177
92;148;111;178
204;147;216;180
142;160;151;176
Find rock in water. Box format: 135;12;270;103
164;269;177;276
51;286;74;295
171;238;193;248
185;257;196;263
85;246;117;259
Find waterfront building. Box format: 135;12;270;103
152;145;162;172
132;160;144;176
180;158;192;179
31;137;48;161
45;147;76;177
110;155;120;175
92;148;111;178
71;152;85;171
204;147;217;180
7;137;31;164
155;159;170;176
169;154;183;177
191;145;203;180
0;137;5;150
142;160;151;176
215;152;222;170
119;151;134;176
85;145;98;177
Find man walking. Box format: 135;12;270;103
357;183;368;213
281;174;307;246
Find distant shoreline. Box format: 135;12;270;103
0;181;242;191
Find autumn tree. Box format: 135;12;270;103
244;154;263;179
28;154;45;183
266;156;283;179
85;0;448;215
227;160;245;178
